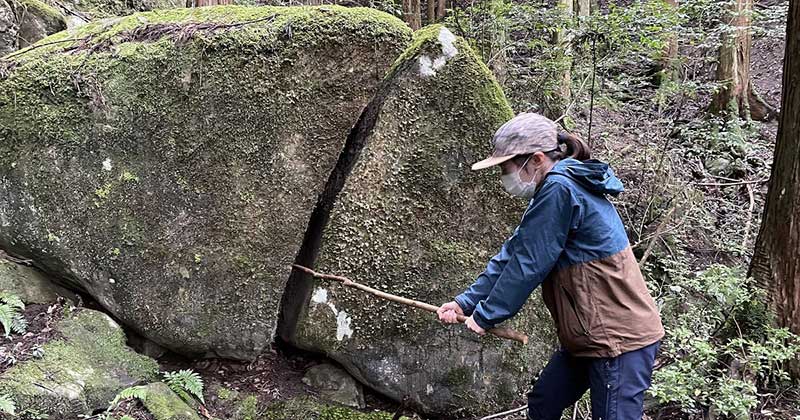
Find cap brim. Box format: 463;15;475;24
471;154;516;171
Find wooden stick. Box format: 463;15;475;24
291;264;529;345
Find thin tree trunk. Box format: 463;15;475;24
748;0;800;378
549;0;574;119
426;0;434;24
403;0;421;30
575;0;589;16
710;0;776;121
436;0;447;20
658;0;679;82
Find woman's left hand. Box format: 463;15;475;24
465;315;486;336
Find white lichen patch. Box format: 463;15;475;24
438;27;458;58
311;287;351;339
311;287;328;304
102;158;112;171
426;383;434;395
418;27;459;77
336;310;354;341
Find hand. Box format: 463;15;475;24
465;315;486;336
436;301;464;324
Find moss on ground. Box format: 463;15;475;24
262;396;408;420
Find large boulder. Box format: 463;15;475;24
0;5;411;359
12;0;67;49
0;308;160;417
287;25;557;416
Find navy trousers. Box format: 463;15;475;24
527;341;660;420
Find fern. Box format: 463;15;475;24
108;385;149;409
0;393;15;415
163;369;205;404
0;294;26;338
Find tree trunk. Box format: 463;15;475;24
658;0;679;82
575;0;589;16
748;0;800;378
548;0;574;119
710;0;777;121
403;0;421;30
436;0;447;21
427;0;435;23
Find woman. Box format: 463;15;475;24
437;112;664;420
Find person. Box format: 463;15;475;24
436;112;665;420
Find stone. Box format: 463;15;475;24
140;382;201;420
301;363;365;409
288;24;557;416
0;0;18;56
0;308;160;417
0;6;411;360
0;259;80;304
12;0;67;49
262;395;409;420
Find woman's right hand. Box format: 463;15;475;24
436;301;465;324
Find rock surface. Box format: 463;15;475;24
0;0;19;56
0;308;160;417
13;0;67;49
301;363;365;409
0;5;411;360
288;24;557;416
0;259;80;304
263;396;408;420
140;381;202;420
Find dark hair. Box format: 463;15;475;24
547;131;591;161
510;131;592;166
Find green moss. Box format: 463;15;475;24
0;309;159;415
140;382;200;420
15;0;64;22
236;395;258;420
443;366;471;387
262;396;407;420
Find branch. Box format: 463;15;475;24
291;264;529;345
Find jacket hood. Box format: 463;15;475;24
549;158;624;196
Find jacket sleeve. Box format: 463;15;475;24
470;180;579;330
453;227;518;316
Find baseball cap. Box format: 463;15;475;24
472;112;559;170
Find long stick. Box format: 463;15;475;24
291;264;529;345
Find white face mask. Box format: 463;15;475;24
500;155;539;199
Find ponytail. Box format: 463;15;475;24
548;131;591;161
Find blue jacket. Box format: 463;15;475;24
455;158;664;357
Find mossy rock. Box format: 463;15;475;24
0;308;160;417
11;0;67;49
0;5;411;359
290;24;557;416
0;259;80;304
139;382;201;420
262;396;407;420
0;0;19;56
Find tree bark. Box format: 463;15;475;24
402;0;421;30
426;0;434;23
710;0;777;121
436;0;446;21
748;0;800;378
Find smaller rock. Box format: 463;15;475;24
301;363;365;409
140;382;201;420
0;308;160;417
12;0;67;49
0;259;80;304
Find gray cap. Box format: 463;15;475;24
472;112;559;170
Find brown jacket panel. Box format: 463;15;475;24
541;245;665;357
